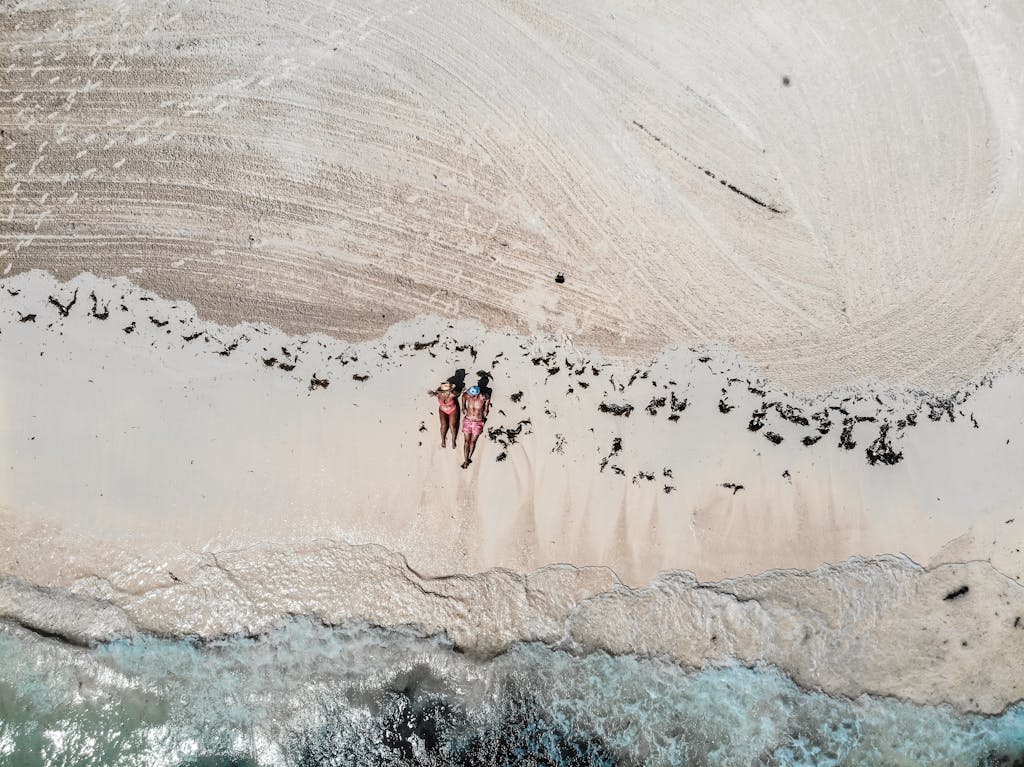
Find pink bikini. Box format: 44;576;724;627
438;396;457;415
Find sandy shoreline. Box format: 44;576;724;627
1;270;1023;713
1;270;1021;585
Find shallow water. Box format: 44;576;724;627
1;619;1021;767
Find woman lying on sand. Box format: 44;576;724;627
429;382;460;449
461;385;490;469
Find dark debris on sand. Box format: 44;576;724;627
943;585;969;601
47;289;78;318
598;402;634;417
865;423;903;466
89;292;109;319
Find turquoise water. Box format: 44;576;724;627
1;619;1021;766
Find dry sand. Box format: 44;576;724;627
3;0;1024;392
3;0;1024;715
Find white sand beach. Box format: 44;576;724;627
2;0;1024;729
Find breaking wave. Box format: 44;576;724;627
1;618;1022;766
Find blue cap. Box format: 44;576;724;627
467;386;481;396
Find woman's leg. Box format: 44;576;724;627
451;409;460;449
439;410;449;447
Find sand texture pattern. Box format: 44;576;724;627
4;0;1024;392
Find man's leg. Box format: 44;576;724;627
462;427;472;468
467;433;479;463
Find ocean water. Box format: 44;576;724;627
0;619;1021;767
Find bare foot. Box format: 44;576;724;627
441;437;447;448
452;440;458;450
461;460;470;469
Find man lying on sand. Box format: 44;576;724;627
461;385;490;469
428;382;460;449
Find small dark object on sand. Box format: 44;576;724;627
598;402;634;417
309;375;329;391
352;373;369;381
722;482;744;495
554;273;565;284
943;585;969;601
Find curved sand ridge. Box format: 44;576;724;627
4;0;1024;392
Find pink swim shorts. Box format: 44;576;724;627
462;417;484;436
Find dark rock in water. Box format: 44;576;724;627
866;423;903;466
944;585;969;601
598;402;633;417
981;747;1024;767
290;669;615;767
178;757;259;767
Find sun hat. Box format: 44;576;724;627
438;382;454;391
467;385;481;396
